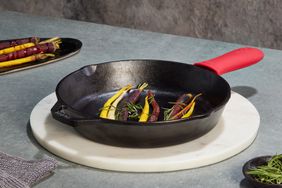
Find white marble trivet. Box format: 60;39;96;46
30;91;260;172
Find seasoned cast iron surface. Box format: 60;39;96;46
52;60;230;147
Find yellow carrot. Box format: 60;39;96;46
181;102;196;119
139;96;150;122
100;84;132;118
0;43;35;55
107;88;131;120
0;53;53;68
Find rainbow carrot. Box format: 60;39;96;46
0;42;59;62
166;93;193;120
117;83;148;121
170;93;202;120
0;43;36;55
181;102;196;119
107;87;131;120
99;85;132;119
0;53;54;68
139;96;150;122
147;90;160;122
0;37;39;50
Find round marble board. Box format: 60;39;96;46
30;91;260;172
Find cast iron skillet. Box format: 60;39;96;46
51;47;264;148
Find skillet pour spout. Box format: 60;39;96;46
51;47;264;148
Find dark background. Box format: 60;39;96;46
1;0;281;49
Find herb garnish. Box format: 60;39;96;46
247;154;282;184
126;102;143;119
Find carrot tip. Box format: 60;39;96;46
138;82;148;91
39;37;61;44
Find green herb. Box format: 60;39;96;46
108;102;143;120
148;95;154;104
99;103;142;120
126;102;143;119
247;154;282;184
115;109;122;120
163;107;172;121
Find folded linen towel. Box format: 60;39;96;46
0;169;28;188
0;152;57;188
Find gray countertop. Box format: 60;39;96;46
1;11;282;188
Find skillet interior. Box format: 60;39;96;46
53;60;231;147
56;60;230;121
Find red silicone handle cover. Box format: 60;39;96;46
194;47;264;75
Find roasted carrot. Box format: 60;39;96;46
115;95;129;120
0;43;35;55
99;85;132;119
117;83;148;121
0;37;39;50
165;93;193;120
0;53;54;68
171;93;202;120
139;96;150;122
0;42;60;62
107;88;130;120
147;90;160;122
181;102;196;119
128;83;148;103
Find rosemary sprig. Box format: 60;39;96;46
163;107;173;121
148;95;154;104
115;109;122;120
126;102;143;119
99;102;143;120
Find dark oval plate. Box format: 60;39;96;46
0;38;82;75
242;155;282;188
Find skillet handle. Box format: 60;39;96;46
194;47;264;75
51;101;87;127
51;101;102;127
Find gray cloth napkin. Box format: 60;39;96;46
0;152;57;188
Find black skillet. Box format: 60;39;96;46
51;47;264;148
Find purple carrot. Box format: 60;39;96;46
0;37;39;50
116;83;148;120
0;42;59;62
128;83;148;104
170;93;202;120
147;90;160;122
116;95;130;120
167;93;193;120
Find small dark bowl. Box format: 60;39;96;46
242;156;282;188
